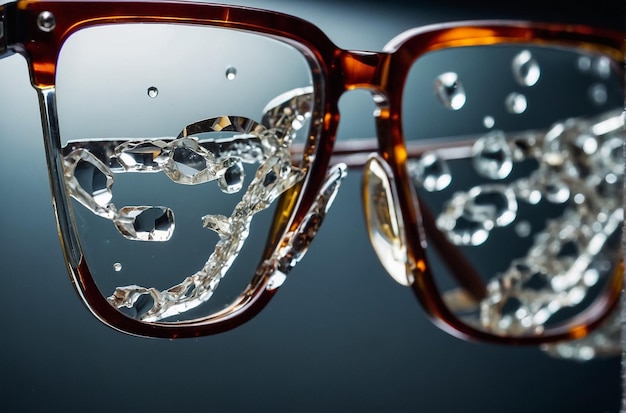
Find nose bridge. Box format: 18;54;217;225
340;50;388;100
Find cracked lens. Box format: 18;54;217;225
434;110;624;335
63;90;312;322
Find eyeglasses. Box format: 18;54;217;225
1;0;623;343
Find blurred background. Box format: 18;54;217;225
0;1;622;412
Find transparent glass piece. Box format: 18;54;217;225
74;160;111;206
436;184;517;246
407;151;452;192
114;206;174;241
269;163;347;275
218;160;244;194
116;140;167;172
202;214;232;238
165;139;213;184
472;131;513;180
64;149;116;219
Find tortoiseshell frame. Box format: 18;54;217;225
0;0;623;343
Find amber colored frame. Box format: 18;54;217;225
0;0;623;342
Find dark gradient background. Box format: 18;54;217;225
0;1;623;412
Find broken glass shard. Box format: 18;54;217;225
437;211;490;246
116;141;166;172
114;206;174;241
466;185;518;228
218;160;244;194
161;138;218;184
64;149;116;218
172;147;208;177
74;159;112;207
202;214;232;238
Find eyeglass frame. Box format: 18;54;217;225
0;0;623;343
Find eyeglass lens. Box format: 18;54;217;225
55;23;316;322
401;44;623;337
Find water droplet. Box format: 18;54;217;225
434;72;466;110
225;66;237;80
583;269;599;287
465;185;518;228
589;83;607;105
147;86;159;98
576;134;598;155
513;179;542;204
113;262;123;272
505;92;527;114
573;193;586;204
514;221;531;238
593;56;611;79
483;116;495;129
577;56;592;72
472;131;513;180
543;178;570;203
512;50;540;87
600;137;625;175
606;173;618;185
408;152;451;192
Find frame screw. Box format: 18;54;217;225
37;11;56;32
